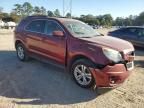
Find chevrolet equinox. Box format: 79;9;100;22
15;16;135;88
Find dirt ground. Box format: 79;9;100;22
0;29;144;108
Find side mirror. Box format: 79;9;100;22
52;31;64;37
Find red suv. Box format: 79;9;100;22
15;16;135;88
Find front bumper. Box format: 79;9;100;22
90;63;133;87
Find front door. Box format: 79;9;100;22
40;20;66;64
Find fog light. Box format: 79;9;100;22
110;76;116;84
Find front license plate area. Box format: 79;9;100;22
126;62;134;70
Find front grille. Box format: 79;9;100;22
108;51;135;67
127;51;135;56
123;51;135;70
121;51;135;63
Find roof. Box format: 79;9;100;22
25;15;79;23
124;26;144;29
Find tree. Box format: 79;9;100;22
2;13;9;17
33;6;41;15
0;7;4;19
0;14;3;19
114;16;135;26
54;9;61;17
40;6;47;15
79;14;97;25
0;7;3;13
124;18;132;26
85;14;95;19
79;15;86;22
47;10;54;17
101;18;106;26
66;13;71;18
135;12;144;26
102;14;113;26
22;2;33;16
13;2;33;17
114;17;125;26
80;15;85;18
13;4;23;15
94;18;100;25
10;12;21;22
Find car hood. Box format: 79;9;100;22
81;36;134;52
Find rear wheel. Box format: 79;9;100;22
16;43;29;61
71;59;95;88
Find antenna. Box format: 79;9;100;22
63;0;72;18
63;0;65;17
70;0;72;17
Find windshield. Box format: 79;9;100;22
63;20;101;38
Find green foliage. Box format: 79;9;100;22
135;12;144;26
114;15;137;26
13;4;23;15
0;7;3;13
40;6;47;15
66;13;71;18
78;14;113;27
10;12;22;22
33;6;41;15
114;17;124;26
54;9;61;17
0;14;3;19
22;2;33;16
47;10;54;17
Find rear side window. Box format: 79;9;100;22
128;28;137;33
26;20;46;33
46;21;63;35
119;28;127;33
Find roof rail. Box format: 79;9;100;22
26;15;48;18
26;15;69;19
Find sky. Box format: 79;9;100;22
0;0;144;18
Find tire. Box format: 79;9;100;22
16;43;29;61
71;59;95;88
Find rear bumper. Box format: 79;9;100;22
90;64;133;88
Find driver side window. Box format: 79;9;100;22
46;21;63;36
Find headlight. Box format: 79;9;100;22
103;48;123;63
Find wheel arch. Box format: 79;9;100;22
69;55;95;69
68;54;105;70
15;40;24;49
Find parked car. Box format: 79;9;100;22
108;27;144;48
15;16;135;88
5;21;16;29
91;25;99;29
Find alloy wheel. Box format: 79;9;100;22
74;64;92;86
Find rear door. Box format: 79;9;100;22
109;28;128;39
25;20;46;55
136;28;144;47
122;28;138;44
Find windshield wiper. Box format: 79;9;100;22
80;35;102;38
79;36;92;38
75;32;85;35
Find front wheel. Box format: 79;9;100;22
71;59;95;88
16;43;29;61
